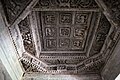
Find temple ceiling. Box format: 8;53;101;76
1;0;120;76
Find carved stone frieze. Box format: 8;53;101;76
18;17;36;55
34;0;98;9
42;58;85;65
20;52;105;74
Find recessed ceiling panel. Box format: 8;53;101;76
39;11;92;52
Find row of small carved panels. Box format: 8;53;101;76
34;0;98;8
20;52;104;72
44;38;85;50
21;58;104;73
41;12;91;25
45;53;104;71
44;26;88;38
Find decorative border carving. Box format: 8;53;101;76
33;0;99;9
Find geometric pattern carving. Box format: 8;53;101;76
59;27;71;37
73;26;87;39
1;0;31;24
40;11;92;51
18;17;36;55
59;13;72;24
75;13;89;24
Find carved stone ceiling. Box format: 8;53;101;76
1;0;114;75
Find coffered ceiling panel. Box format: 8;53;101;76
1;0;113;75
39;11;92;52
